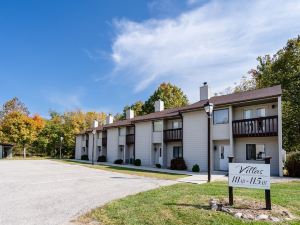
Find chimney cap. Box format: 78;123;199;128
203;82;207;86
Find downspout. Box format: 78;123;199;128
179;112;184;159
133;124;136;161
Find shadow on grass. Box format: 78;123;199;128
63;159;187;177
164;203;211;210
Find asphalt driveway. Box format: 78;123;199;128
0;160;176;225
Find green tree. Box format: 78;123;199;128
143;82;189;114
120;101;145;120
248;36;300;152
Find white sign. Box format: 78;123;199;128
229;163;270;190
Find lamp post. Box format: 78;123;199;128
59;136;64;159
204;101;214;182
92;129;96;165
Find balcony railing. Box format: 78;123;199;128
126;134;135;145
232;116;278;138
102;137;107;146
164;128;183;142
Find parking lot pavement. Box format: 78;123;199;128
0;160;176;225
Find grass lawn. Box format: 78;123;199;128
79;181;300;225
3;156;50;160
56;159;189;180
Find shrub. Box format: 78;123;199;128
192;164;200;172
285;151;300;177
97;155;107;162
81;155;89;161
134;159;141;166
170;158;187;170
156;163;161;168
114;159;123;164
129;158;134;164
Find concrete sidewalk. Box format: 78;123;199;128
68;159;300;184
69;159;227;184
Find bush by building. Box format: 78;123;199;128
81;155;89;161
285;151;300;177
170;158;187;170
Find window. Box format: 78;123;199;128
98;132;101;139
256;144;266;159
220;146;225;159
244;110;253;119
82;147;86;153
153;121;163;132
246;144;256;160
257;108;266;117
172;121;182;129
173;146;183;159
159;148;162;157
119;145;124;152
246;144;266;160
119;128;126;136
213;109;229;124
244;108;266;119
98;146;101;153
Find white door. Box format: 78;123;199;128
219;145;230;171
158;147;163;165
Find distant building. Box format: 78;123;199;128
0;143;13;159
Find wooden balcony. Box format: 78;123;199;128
232;116;278;138
102;137;107;146
164;128;183;142
126;134;135;145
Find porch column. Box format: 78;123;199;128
161;120;165;168
124;145;126;164
278;96;283;177
229;106;234;157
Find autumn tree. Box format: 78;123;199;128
143;83;189;114
0;112;42;157
0;97;29;118
233;73;256;93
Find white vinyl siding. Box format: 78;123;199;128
107;128;119;163
234;136;279;176
75;135;82;160
182;110;208;171
135;122;152;166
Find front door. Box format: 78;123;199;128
219;145;230;171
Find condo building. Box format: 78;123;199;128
75;84;283;176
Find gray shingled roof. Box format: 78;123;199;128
77;85;281;134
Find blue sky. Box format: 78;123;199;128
1;0;300;117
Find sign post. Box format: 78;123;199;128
264;157;272;210
228;157;272;210
228;156;234;205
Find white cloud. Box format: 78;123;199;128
47;93;82;109
110;0;300;102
